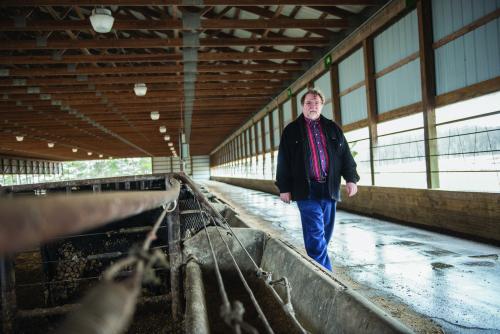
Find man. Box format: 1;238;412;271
275;89;359;271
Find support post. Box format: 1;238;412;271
1;257;16;334
363;39;378;186
417;0;439;189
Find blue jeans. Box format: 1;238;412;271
296;182;337;271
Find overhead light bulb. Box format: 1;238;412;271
16;136;24;142
90;8;114;33
159;126;167;133
108;156;113;159
168;142;173;147
88;152;93;156
48;142;55;148
134;83;147;96
170;147;175;151
99;154;103;158
150;111;159;120
72;148;78;153
164;135;170;141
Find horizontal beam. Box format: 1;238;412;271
0;37;329;50
0;73;293;86
0;81;283;93
0;51;313;65
7;63;303;77
0;18;349;32
0;0;379;6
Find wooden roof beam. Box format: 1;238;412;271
0;1;381;6
0;18;350;31
0;37;329;50
6;63;303;76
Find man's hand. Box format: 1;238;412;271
346;182;358;197
280;192;292;204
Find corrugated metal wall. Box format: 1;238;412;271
374;10;419;71
339;48;365;90
376;59;422;113
433;0;500;95
315;71;334;120
374;9;421;114
341;86;368;124
191;155;210;181
339;48;367;124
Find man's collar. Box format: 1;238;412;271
304;116;321;125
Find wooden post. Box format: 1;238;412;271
417;0;439;189
1;257;16;334
331;64;342;124
363;39;378;186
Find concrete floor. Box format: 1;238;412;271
203;180;500;334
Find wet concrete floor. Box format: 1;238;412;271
203;180;500;334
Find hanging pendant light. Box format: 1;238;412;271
90;8;115;33
159;126;167;133
99;154;103;158
168;142;173;147
87;152;93;156
48;142;55;148
15;136;24;142
134;83;147;96
164;135;170;141
150;111;160;120
72;148;78;153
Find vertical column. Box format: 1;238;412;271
331;64;342;124
418;0;439;189
260;119;266;178
1;257;16;334
167;204;182;320
363;39;378;186
291;94;298;120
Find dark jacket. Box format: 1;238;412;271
275;114;360;201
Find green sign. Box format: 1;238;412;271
324;54;332;68
287;88;292;97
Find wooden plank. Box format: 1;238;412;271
374;51;419;78
363;38;377;185
341;119;368;132
338;79;365;97
0;0;380;6
417;0;439;189
7;63;303;77
0;18;349;32
432;8;500;49
435;77;500;108
376;102;422;123
0;51;313;65
0;37;330;50
331;64;342;124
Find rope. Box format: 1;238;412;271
194;197;273;334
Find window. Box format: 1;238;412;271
374;113;426;188
345;127;372;186
435;92;500;192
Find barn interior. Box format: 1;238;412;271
0;0;499;333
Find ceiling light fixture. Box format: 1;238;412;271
134;83;147;96
164;135;170;141
90;8;115;33
15;136;24;142
48;142;55;148
109;156;113;160
88;152;93;156
99;154;103;158
150;111;160;120
159;126;167;133
72;148;78;153
168;142;173;147
170;147;175;151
